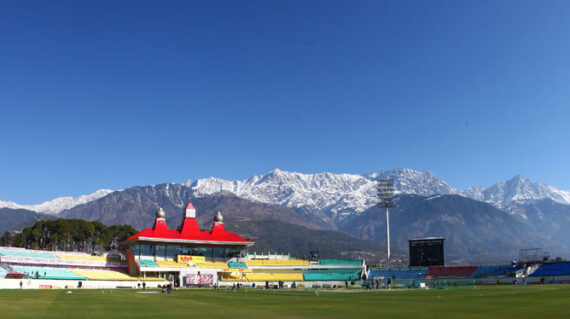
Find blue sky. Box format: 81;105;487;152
1;0;570;203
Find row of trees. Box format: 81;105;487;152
0;219;137;253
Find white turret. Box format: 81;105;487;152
185;202;196;218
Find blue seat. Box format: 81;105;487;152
530;262;570;277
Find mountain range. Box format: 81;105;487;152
2;168;569;264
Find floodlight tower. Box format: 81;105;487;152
377;178;396;268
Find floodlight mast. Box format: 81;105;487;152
377;178;396;268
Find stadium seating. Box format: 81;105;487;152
71;269;140;281
137;259;159;267
529;262;570;277
56;254;121;263
426;266;477;279
155;260;189;268
472;265;516;278
319;259;362;266
227;261;247;269
0;249;59;260
304;272;361;281
224;272;304;282
13;266;87;280
307;268;363;273
196;261;231;269
368;267;428;280
246;259;310;266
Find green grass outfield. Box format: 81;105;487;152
1;285;569;319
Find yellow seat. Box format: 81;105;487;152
222;272;304;282
196;261;227;269
246;259;310;266
71;269;140;281
155;260;190;268
56;254;121;263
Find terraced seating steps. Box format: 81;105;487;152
223;272;304;282
156;260;189;268
246;259;310;266
0;249;59;260
137;260;159;267
426;266;477;279
227;261;247;269
56;254;120;263
529;262;570;277
304;272;361;281
368;267;428;280
71;269;140;281
196;261;230;269
319;259;362;265
13;266;87;280
472;265;516;278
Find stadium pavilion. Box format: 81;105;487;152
125;203;254;286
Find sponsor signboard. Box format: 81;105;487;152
185;274;214;286
177;255;206;263
0;256;125;268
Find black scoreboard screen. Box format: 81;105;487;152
409;238;445;267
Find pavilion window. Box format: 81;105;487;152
156;245;166;260
214;247;225;260
167;245;180;259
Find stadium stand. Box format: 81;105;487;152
472;265;516;278
71;269;143;281
224;272;304;282
137;259;159;267
196;261;232;269
0;248;59;260
304;272;361;281
56;254;121;263
307;268;362;273
529;262;570;277
227;261;247;269
12;266;87;280
155;260;189;268
426;266;477;279
319;259;362;266
368;267;428;280
246;259;310;266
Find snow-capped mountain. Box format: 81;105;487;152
0;189;114;215
187;168;458;220
3;169;570;218
462;174;570;208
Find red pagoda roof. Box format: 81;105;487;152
127;203;252;246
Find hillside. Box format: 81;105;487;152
341;194;557;264
0;208;53;234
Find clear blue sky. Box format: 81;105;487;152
1;0;570;204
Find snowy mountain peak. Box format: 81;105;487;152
0;189;114;215
462;175;570;207
4;169;570;220
365;168;458;196
189;168;459;220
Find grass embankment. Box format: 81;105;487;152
0;285;569;319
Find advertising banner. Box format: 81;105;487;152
0;256;125;268
185;274;214;286
177;255;206;263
